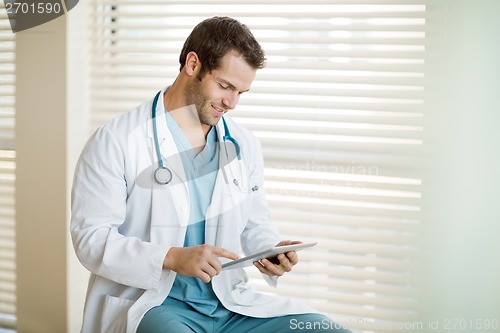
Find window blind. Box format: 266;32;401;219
0;2;16;329
88;1;424;330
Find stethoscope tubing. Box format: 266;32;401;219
152;91;173;185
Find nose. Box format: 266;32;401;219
222;91;240;110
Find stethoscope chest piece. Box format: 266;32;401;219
154;166;173;185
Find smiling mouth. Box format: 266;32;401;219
212;105;226;116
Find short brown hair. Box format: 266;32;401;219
179;16;266;77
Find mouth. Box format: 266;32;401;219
211;104;226;117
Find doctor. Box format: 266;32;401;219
71;16;350;333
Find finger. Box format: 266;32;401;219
260;258;285;276
199;271;212;283
253;261;274;277
277;254;293;272
207;256;223;275
213;247;239;260
203;265;219;281
285;251;299;265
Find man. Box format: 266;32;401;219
71;16;350;333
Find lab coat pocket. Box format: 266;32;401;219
230;279;255;305
100;295;134;333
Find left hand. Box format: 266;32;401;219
253;240;302;277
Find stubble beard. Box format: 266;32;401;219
185;79;218;128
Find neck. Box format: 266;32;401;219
163;82;210;153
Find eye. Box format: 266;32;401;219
218;82;230;90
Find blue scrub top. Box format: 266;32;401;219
163;112;228;318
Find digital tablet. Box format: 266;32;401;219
221;242;317;270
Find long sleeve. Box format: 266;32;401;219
70;125;169;290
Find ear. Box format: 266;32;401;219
184;51;201;77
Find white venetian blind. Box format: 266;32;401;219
0;1;16;329
89;1;424;331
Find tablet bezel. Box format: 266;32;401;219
221;242;318;270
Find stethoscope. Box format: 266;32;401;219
151;91;258;193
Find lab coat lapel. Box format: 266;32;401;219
205;120;247;246
205;167;231;246
205;121;227;246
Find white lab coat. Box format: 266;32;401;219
70;88;318;333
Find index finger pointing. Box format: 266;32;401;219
213;247;239;260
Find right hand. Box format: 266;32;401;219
163;244;239;283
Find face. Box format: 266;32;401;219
184;50;257;132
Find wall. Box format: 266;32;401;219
15;4;88;332
421;0;500;327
